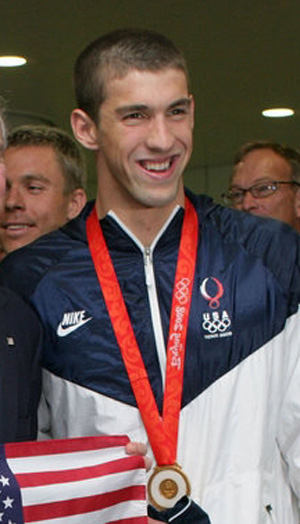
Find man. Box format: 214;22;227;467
0;124;87;255
225;141;300;231
1;29;300;523
0;110;41;442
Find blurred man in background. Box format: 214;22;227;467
0;125;87;255
225;141;300;231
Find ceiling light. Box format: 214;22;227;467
0;56;27;67
262;108;294;118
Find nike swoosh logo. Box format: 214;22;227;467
57;317;92;337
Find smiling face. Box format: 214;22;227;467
0;145;81;253
73;68;194;225
97;68;193;213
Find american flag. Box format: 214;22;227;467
0;435;148;524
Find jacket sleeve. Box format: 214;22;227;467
3;289;42;442
148;497;211;523
276;306;300;506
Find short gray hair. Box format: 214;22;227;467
233;140;300;184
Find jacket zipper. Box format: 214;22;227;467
143;246;167;386
107;208;180;389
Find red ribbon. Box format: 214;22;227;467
86;197;198;465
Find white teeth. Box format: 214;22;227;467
143;160;171;172
6;224;29;230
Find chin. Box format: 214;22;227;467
141;196;177;210
140;185;181;208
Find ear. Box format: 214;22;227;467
70;109;99;151
66;188;87;220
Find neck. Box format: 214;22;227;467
95;195;184;246
94;152;186;244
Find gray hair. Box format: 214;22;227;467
233;140;300;184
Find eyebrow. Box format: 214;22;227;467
115;104;148;116
115;97;192;116
230;177;278;189
168;97;192;110
13;174;52;186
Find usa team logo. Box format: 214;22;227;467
200;277;224;309
200;277;232;339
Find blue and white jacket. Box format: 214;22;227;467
1;190;300;523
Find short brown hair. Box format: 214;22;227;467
6;125;86;193
74;28;189;123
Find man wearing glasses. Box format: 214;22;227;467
224;141;300;231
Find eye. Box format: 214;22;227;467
254;183;274;196
27;183;45;193
122;112;146;125
124;112;142;119
168;106;188;118
229;190;244;201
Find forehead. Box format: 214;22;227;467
232;148;292;185
103;67;189;107
4;145;63;175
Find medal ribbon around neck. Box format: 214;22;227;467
86;197;198;466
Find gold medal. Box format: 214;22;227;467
148;464;191;510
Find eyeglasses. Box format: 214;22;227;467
222;180;300;206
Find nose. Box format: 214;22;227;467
5;184;25;211
146;116;174;151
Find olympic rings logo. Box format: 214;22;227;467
200;277;224;309
175;277;191;305
202;311;231;334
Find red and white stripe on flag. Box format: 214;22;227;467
0;435;148;524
